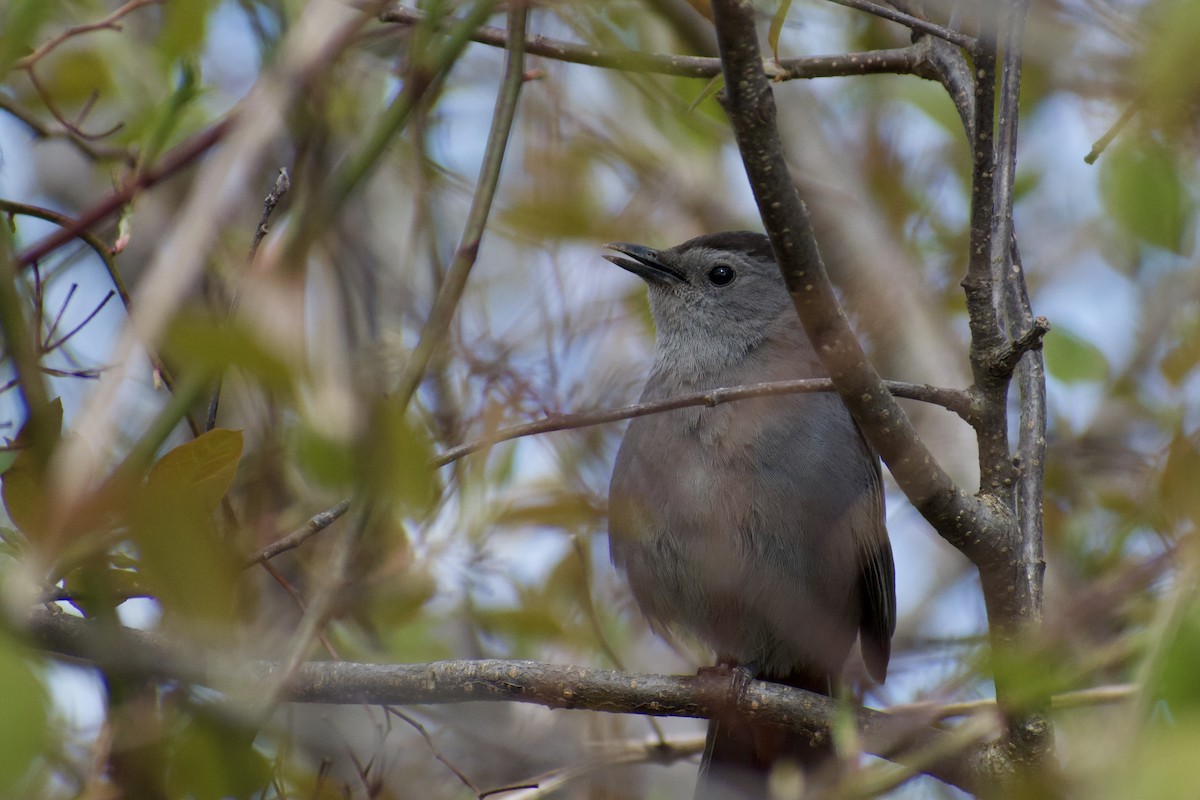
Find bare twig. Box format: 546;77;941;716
433;378;972;466
245;500;352;567
1084;103;1137;164
25;67;124;142
207;167;292;431
0;94;134;163
248;168;292;262
823;0;975;49
379;6;927;81
16;0;163;69
44;290;116;352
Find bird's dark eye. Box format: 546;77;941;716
707;264;736;286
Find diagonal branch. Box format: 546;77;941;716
708;0;1006;566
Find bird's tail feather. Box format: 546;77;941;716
695;669;833;800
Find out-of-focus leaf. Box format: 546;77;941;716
360;403;438;515
1;398;63;536
158;0;218;61
1043;327;1109;384
163;313;294;391
1161;314;1200;385
146;429;243;513
37;47;115;105
0;0;56;74
0;635;48;793
1160;433;1200;530
495;494;602;531
132;431;244;624
1137;0;1200;137
477;605;565;642
294;426;355;491
767;0;793;61
1100;141;1192;254
166;714;271;800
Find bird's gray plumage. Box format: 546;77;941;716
605;232;895;794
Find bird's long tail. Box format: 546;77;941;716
695;669;833;800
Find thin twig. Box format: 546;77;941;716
379;6;927;81
44;290;116;352
245;500;352;567
0;94;135;163
207;167;292;431
16;0;163;69
824;0;975;48
390;2;527;409
1084;103;1137;165
383;707;484;796
433;378;972;467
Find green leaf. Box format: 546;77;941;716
133;430;244;624
1043;327;1109;384
146;429;244;513
767;0;794;61
1;398;63;535
158;0;218;61
359;403;438;515
0;0;57;75
1100;141;1193;253
166;713;271;800
0;635;48;794
162;312;295;391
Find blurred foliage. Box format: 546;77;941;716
0;0;1197;799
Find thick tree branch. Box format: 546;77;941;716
434;378;972;466
380;5;927;81
26;608;996;793
708;0;1005;566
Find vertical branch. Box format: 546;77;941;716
994;0;1054;767
961;5;1014;502
391;2;528;410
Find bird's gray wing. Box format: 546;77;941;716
854;426;896;684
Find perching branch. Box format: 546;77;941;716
434;378;973;467
26;608;996;793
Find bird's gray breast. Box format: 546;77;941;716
608;388;869;677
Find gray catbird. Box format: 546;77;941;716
605;231;895;798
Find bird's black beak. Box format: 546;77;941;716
603;242;686;285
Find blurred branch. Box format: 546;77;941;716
379;5;927;81
15;119;232;268
15;0;164;69
245;499;351;567
0;94;135;163
207;167;292;432
708;0;1005;562
26;607;998;793
391;3;527;409
434;378;972;466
